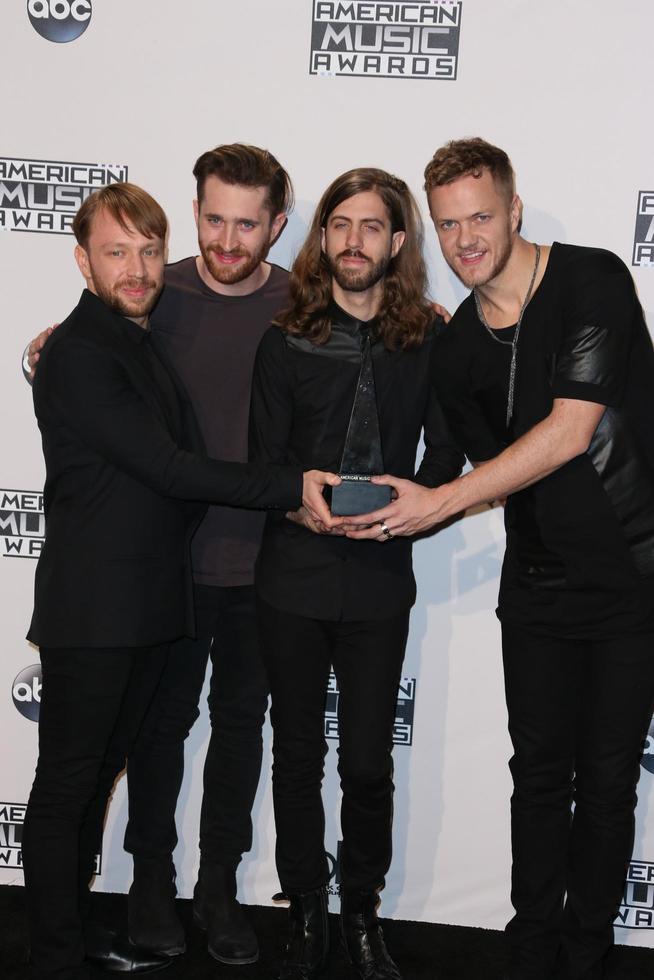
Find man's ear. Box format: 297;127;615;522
74;244;92;284
510;194;523;234
193;198;200;227
269;211;287;247
391;230;406;258
320;226;326;253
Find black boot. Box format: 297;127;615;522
86;922;172;974
127;857;185;957
278;887;329;980
193;864;259;965
341;892;401;980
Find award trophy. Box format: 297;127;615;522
330;332;392;517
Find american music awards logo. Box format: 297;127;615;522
324;672;416;745
633;191;654;267
0;490;44;559
310;1;462;80
0;801;101;873
615;860;654;929
0;157;127;235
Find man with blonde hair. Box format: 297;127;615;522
348;138;654;980
23;181;335;980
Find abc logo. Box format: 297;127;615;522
28;0;92;44
12;664;42;722
641;713;654;775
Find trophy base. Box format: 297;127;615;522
330;475;392;517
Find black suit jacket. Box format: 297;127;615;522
249;313;464;621
28;289;302;648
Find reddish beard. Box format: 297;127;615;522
200;239;269;285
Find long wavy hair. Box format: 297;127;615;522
275;168;432;350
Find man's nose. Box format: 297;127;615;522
346;225;363;251
220;223;239;252
127;252;147;278
457;222;477;250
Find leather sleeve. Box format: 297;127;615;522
553;252;636;407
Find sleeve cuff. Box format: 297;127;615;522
551;379;617;406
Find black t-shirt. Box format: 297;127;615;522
249;305;464;621
434;242;654;639
150;258;290;588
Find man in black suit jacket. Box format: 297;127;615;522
22;182;337;980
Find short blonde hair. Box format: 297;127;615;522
424;137;515;202
72;182;168;248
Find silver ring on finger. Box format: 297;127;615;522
379;521;393;540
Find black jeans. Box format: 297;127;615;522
124;584;269;871
257;599;410;895
22;645;168;980
502;624;654;980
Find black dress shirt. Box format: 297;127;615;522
249;304;464;621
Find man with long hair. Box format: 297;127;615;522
249;167;463;980
347;138;654;980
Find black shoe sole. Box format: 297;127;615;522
128;937;186;958
207;945;259;966
194;909;259;965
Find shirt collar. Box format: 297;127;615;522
328;298;379;337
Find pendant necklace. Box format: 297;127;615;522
474;243;541;427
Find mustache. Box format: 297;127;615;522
337;249;371;262
209;245;249;258
117;277;158;289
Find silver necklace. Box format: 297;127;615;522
473;243;541;428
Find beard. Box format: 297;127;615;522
200;238;270;286
92;274;162;319
449;222;513;289
326;248;392;293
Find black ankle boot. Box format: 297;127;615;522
127;857;185;957
193;864;259;965
278;887;329;980
340;891;401;980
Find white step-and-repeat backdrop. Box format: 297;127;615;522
2;0;654;950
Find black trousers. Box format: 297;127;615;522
124;584;269;871
502;624;654;980
22;645;168;980
257;599;410;895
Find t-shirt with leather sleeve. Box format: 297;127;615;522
433;242;654;639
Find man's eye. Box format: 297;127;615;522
477;214;491;223
439;222;455;232
240;222;255;230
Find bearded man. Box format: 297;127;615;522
22;181;335;980
25;145;299;966
249;167;463;980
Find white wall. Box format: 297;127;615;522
2;0;654;948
